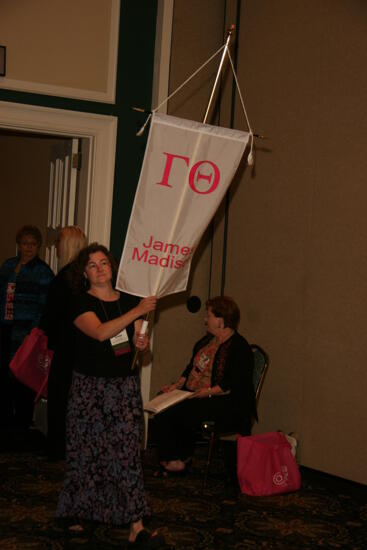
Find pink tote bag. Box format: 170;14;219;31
237;431;301;496
9;327;53;402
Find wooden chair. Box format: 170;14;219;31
202;344;269;486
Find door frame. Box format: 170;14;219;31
0;101;117;246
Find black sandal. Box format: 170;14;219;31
129;528;165;548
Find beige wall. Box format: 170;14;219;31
0;132;69;264
0;0;117;100
228;0;367;484
151;0;367;484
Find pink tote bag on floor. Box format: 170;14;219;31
237;431;301;496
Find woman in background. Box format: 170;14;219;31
56;243;162;546
0;225;54;428
41;226;87;459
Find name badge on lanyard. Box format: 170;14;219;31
110;329;131;356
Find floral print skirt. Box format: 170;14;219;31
56;372;150;525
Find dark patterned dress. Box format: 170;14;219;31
56;292;150;525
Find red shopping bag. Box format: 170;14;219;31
237;431;301;496
9;327;53;402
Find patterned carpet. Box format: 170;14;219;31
0;428;366;549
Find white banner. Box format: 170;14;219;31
116;112;249;298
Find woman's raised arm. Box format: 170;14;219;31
74;296;156;341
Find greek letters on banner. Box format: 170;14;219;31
116;112;250;298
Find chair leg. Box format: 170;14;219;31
203;431;216;487
222;440;238;486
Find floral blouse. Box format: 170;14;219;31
185;338;220;390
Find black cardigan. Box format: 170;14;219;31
181;331;258;431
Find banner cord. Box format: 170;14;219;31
154;44;226;114
226;48;254;164
135;44;225;137
136;33;255;165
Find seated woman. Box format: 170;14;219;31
153;295;257;475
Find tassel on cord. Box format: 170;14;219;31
247;134;255;166
135;113;152;137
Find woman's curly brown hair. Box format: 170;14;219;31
69;242;118;293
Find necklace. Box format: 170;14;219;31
99;298;122;321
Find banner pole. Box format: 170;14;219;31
203;25;235;124
130;310;152;370
146;25;237;302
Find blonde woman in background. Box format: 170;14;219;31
55;226;87;271
40;226;87;459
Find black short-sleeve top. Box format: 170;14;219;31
70;291;139;378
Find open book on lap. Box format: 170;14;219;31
144;389;192;415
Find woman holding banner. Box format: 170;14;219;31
55;243;163;546
153;295;257;476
